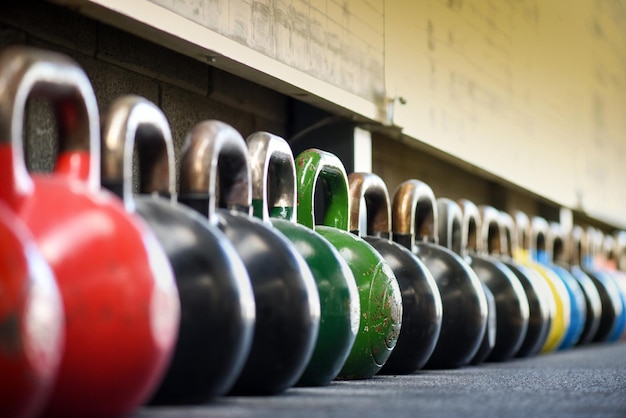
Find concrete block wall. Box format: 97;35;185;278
0;1;613;234
0;1;288;186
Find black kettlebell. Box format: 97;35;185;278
436;198;496;365
349;172;442;374
178;120;320;395
563;226;603;345
246;132;360;386
498;211;554;358
464;203;530;361
391;180;487;369
580;227;622;343
100;96;255;403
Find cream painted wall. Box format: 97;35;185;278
385;0;626;227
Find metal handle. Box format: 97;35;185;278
436;197;463;256
512;211;532;252
591;227;612;269
179;120;252;221
246;131;297;224
548;222;568;265
0;46;100;208
585;226;602;268
295;148;350;231
569;225;587;267
601;232;617;269
460;199;483;256
614;230;626;271
478;205;502;257
530;216;551;264
348;172;391;238
100;95;176;212
498;211;517;258
391;179;439;250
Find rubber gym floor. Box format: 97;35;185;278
134;341;626;418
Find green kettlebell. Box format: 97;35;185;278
295;149;402;380
246;132;360;386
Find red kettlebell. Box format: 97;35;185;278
0;203;64;418
0;46;180;418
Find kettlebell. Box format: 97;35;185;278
615;231;626;272
436;198;496;365
349;172;442;374
582;228;626;343
100;95;255;403
295;149;402;379
178;121;320;395
511;211;570;353
0;46;180;418
564;226;603;345
392;180;487;369
600;234;626;341
475;204;530;360
498;211;554;357
537;220;588;349
246;132;359;386
605;234;626;340
0;203;64;418
531;216;586;350
441;200;529;362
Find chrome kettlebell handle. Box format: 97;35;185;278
348;172;391;239
0;46;100;199
478;205;503;257
436;197;463;256
100;95;176;212
569;225;587;267
460;200;484;256
246;131;297;224
614;230;626;271
548;222;569;265
530;216;551;263
512;211;532;255
498;211;518;258
391;179;439;249
179;120;252;222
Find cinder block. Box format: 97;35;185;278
251;115;288;139
208;68;288;125
77;55;161;111
27;37;160;109
229;0;253;44
251;0;274;56
13;38;159;177
150;0;205;25
160;83;256;187
0;26;27;49
97;25;209;96
0;0;96;56
23;100;57;174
